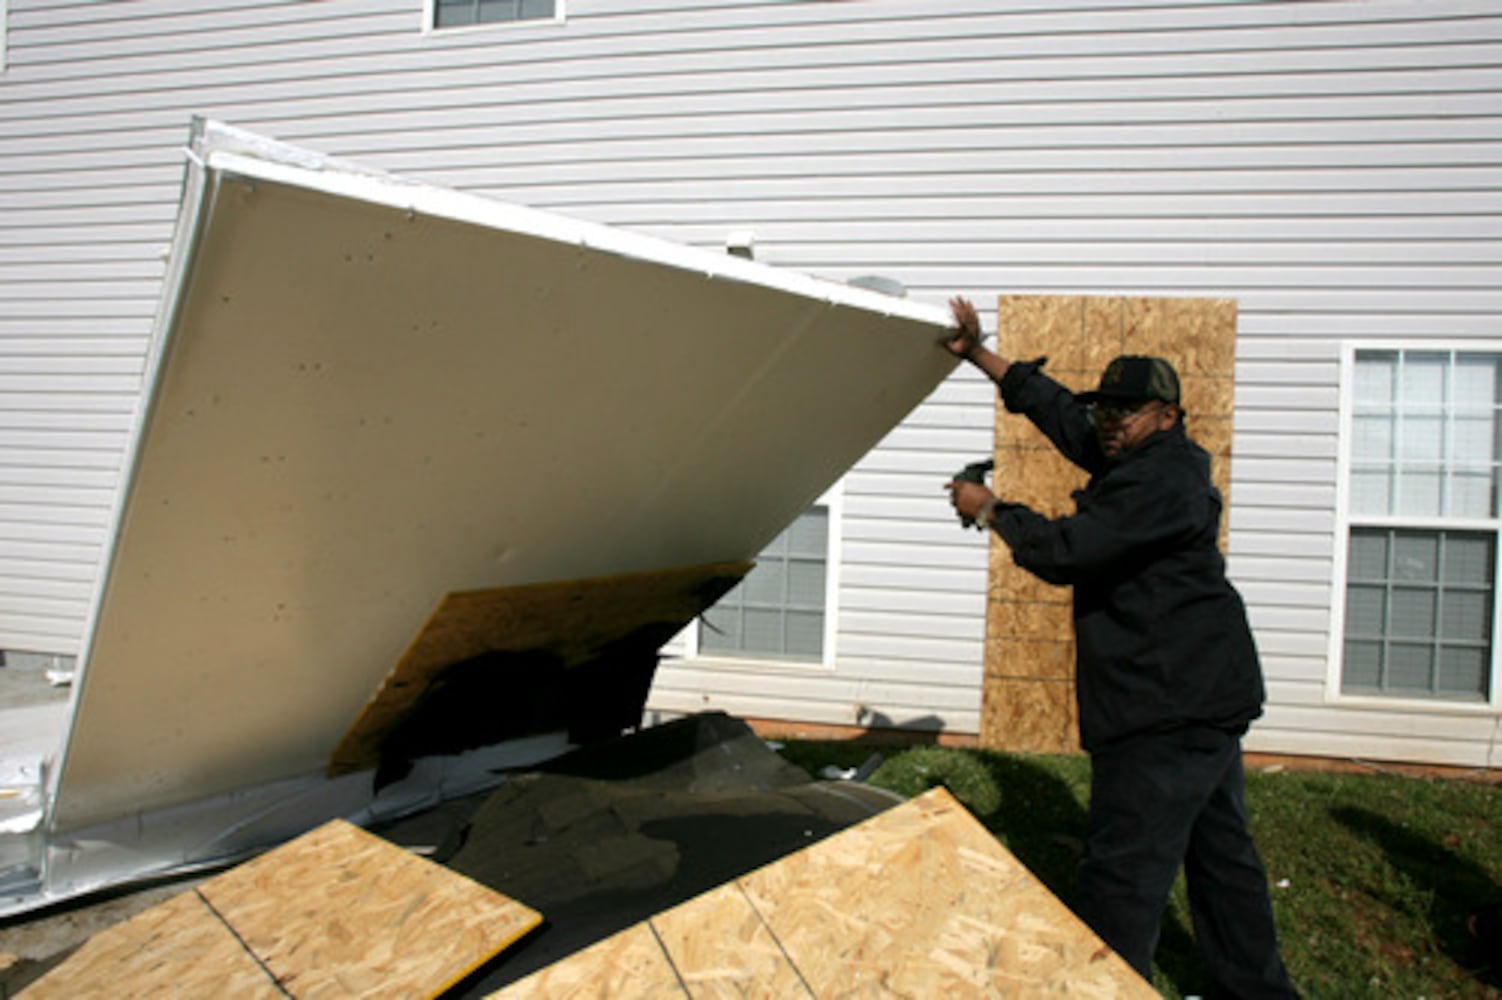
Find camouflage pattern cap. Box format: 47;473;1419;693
1075;355;1181;405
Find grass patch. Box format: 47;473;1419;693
776;740;1501;998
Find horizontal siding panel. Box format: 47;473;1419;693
841;540;983;572
1236;580;1331;609
1229;532;1337;560
1245;726;1497;769
836;633;982;664
840;563;985;595
1229;506;1337;535
1231;410;1340;437
1232;456;1337;485
0;450;123;474
1225;556;1335;585
1247;605;1332;636
1230;433;1337;461
1261;701;1502;741
840;610;981;642
1250;630;1330;659
844;519;989;551
841;586;983;618
827;658;982;690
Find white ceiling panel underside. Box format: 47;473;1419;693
49;121;955;832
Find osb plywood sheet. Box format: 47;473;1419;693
984;295;1238;753
26;820;540;999
199;819;540;997
978;676;1079;756
53;123;956;831
489;923;688;998
493;788;1152;998
649;881;808;995
329;562;749;775
20;892;283;1000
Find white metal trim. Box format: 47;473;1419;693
46;123;220;825
1326;340;1502;712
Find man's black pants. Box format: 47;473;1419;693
1077;727;1297;998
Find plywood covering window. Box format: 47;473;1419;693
699;506;829;663
1340;349;1501;702
433;0;557;28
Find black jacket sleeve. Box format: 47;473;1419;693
988;445;1213;586
999;358;1107;475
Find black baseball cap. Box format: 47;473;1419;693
1075;355;1181;405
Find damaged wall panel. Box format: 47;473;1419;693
47;121;956;835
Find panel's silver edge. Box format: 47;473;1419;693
44;122;224;837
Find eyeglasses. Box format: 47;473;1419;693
1086;400;1157;425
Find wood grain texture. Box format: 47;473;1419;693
494;788;1152;998
198;819;540;998
488;922;689;998
26;819;540;999
19;890;283;1000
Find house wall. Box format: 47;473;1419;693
2;0;1500;766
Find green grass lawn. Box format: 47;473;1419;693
775;741;1501;999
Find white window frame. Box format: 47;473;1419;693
679;483;843;673
1328;341;1502;713
422;0;565;34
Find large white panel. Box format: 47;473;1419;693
47;122;954;832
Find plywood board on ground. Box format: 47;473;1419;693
50;120;955;833
23;819;540;999
492;787;1152;998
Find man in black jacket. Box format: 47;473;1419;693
943;296;1296;998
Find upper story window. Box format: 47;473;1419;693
432;0;559;29
1336;348;1502;705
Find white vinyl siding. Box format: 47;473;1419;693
3;0;1501;765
